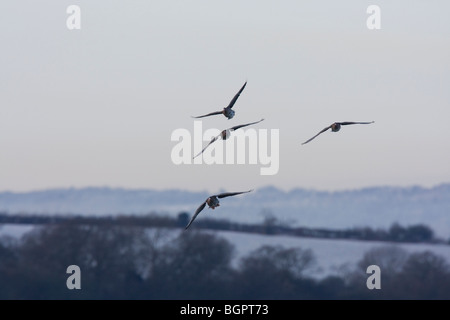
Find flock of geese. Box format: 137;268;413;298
185;81;374;229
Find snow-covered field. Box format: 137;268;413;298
0;224;35;238
2;224;450;279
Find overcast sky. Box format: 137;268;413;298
0;1;449;194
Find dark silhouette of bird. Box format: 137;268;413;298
302;121;374;145
185;190;253;229
192;81;247;120
193;118;264;159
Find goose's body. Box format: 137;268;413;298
185;190;253;229
192;81;247;120
302;121;374;145
193;118;264;159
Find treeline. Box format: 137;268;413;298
0;211;443;244
1;222;450;299
291;223;436;243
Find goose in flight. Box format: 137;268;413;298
192;81;247;120
302;121;374;145
185;190;253;229
193;118;264;159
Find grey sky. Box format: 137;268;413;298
0;1;449;193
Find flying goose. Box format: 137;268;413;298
185;190;253;229
302;121;374;145
192;81;247;120
193;118;264;159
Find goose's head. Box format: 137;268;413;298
221;129;232;140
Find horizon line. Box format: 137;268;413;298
0;182;449;195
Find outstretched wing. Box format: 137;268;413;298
193;135;220;159
339;121;375;126
230;118;264;132
216;190;253;199
185;201;207;229
301;125;332;145
191;110;223;119
226;81;247;109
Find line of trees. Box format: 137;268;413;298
291;223;436;243
0;212;442;244
1;222;450;299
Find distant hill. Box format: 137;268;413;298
1;184;450;237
